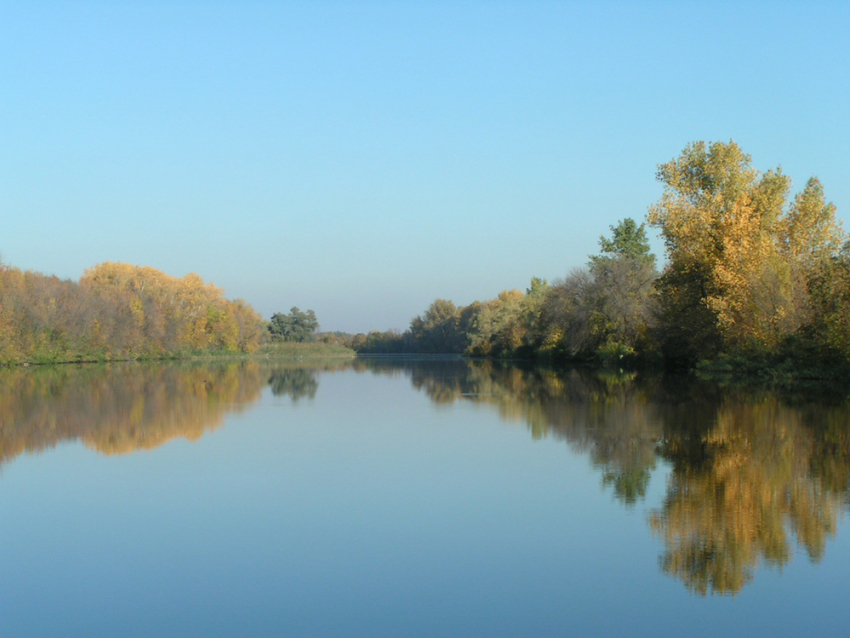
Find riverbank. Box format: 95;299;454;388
1;341;356;367
254;342;356;358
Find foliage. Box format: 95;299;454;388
585;219;659;357
530;219;658;361
268;307;319;343
355;220;659;362
0;261;267;364
804;241;850;361
466;289;534;357
648;141;846;362
3;141;846;375
355;143;847;376
409;299;466;353
590;218;655;269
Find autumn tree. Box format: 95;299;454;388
81;262;266;355
777;178;849;359
408;299;465;353
464;279;550;358
466;290;526;356
647;141;846;362
806;241;850;360
0;261;266;363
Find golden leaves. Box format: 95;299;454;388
650;141;845;354
0;261;266;363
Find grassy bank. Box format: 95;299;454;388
253;342;356;358
1;342;356;367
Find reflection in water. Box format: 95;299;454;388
268;368;319;401
0;361;266;461
356;359;665;506
0;359;337;462
352;358;850;596
2;357;849;596
651;396;850;595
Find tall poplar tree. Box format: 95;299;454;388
648;141;845;361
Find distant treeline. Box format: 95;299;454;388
355;141;850;371
0;261;267;364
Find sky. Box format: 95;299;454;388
3;1;849;333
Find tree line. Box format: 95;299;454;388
4;140;845;369
0;261;271;364
0;259;329;364
355;141;849;371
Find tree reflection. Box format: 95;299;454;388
268;368;318;401
602;466;652;506
354;357;850;595
407;360;663;508
0;361;266;461
650;396;850;595
0;359;351;463
3;356;849;596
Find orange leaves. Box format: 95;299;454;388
79;262;264;355
1;261;266;363
650;141;844;355
781;177;843;269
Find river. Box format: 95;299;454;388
1;358;848;637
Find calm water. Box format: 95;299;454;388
1;358;849;637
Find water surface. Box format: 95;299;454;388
1;359;849;637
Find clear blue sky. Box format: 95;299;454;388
3;1;848;333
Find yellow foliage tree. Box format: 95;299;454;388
81;262;265;355
649;141;844;358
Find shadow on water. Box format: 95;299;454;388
2;356;849;596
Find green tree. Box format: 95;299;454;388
268;307;319;342
588;218;659;358
590;218;656;270
536;219;658;360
